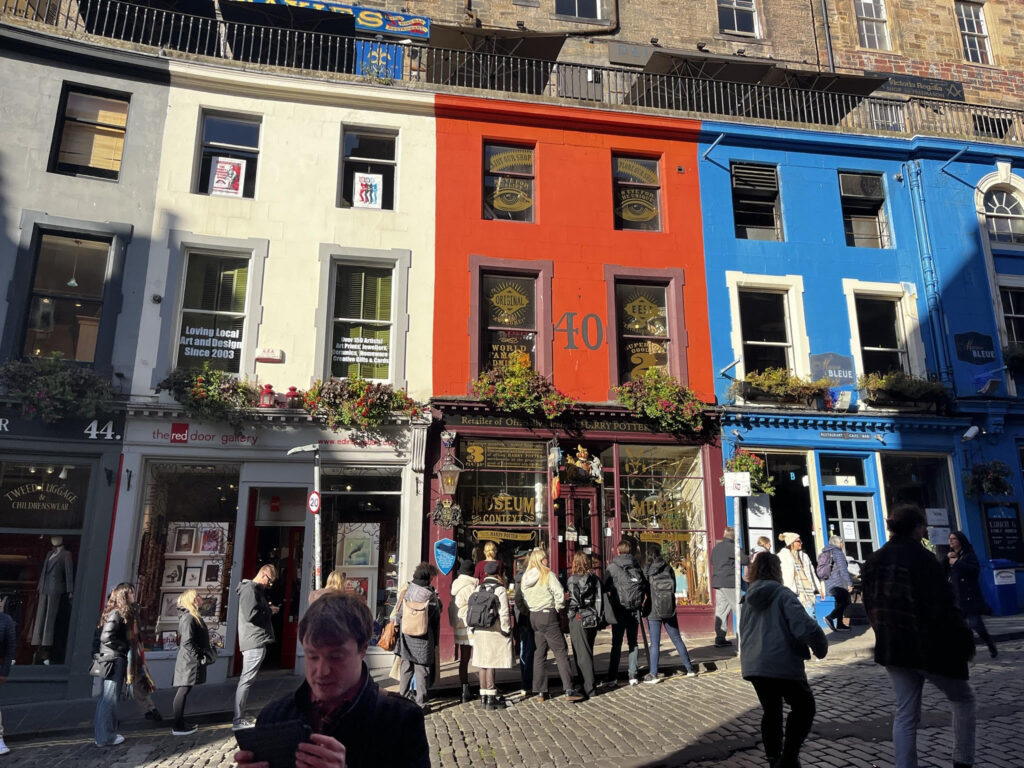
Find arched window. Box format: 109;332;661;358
985;189;1024;244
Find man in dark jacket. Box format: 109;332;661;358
710;526;747;647
0;599;15;756
234;592;428;768
234;564;278;729
602;539;646;686
861;504;977;768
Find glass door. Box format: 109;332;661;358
824;494;877;562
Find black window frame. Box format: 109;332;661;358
731;162;782;241
612;154;662;232
482;142;536;223
194;112;261;199
48;83;131;181
839;172;889;248
339;129;398;210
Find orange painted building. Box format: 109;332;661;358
429;94;726;651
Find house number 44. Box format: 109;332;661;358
554;312;604;350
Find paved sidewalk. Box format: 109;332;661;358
1;613;1021;742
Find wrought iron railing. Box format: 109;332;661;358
3;0;1023;144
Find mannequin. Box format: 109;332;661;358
31;536;74;664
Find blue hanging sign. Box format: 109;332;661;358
433;538;457;575
809;352;856;386
955;332;997;365
355;41;403;80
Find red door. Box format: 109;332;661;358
554;486;600;582
278;527;304;664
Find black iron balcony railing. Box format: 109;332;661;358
3;0;1023;144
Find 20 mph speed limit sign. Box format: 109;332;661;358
307;490;322;515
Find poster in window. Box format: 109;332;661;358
184;567;201;588
343;537;372;566
209;156;246;198
172;527;196;553
200;524;228;554
160;592;182;620
163;559;187;587
352;172;384;209
201;559;222;587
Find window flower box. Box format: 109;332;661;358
857;372;945;408
730;369;832;409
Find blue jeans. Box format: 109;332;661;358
606;612;639;682
518;619;535;692
234;647;266;720
647;616;693;676
885;666;976;768
93;657;126;746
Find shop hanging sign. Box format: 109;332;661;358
463;441;546;471
225;0;430;39
809;352;856;386
954;332;997;365
472;530;536;542
723;471;751;497
433;538;457;575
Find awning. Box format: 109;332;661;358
768;65;888;96
224;0;429;39
428;24;566;60
643;50;774;85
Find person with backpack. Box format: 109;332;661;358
467;560;513;709
817;535;853;632
778;533;823;620
396;563;441;709
643;545;698;683
566;552;603;700
741;552;828;768
449;558;478;703
521;548;582;702
602;539;647;687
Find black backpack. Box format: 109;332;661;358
649;566;677;619
615;563;646;612
465;582;501;629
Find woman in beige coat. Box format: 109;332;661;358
777;532;823;620
471;560;513;709
449;559;478;703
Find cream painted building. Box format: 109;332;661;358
110;62;438;685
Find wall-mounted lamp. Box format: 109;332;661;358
650;37;659;46
516;19;526;29
731;429;744;442
696;41;708;51
58;466;70;481
436;430;464;496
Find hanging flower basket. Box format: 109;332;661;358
302;377;423;431
156;363;259;430
0;353;116;423
963;460;1013;498
614;367;709;436
721;448;776;496
730;368;832;408
471;351;575;419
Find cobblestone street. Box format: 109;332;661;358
3;641;1021;768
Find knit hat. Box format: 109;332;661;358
778;532;800;547
458;559;475;576
484;560;500;575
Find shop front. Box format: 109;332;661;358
0;406;124;703
429;406;724;658
724;411;968;568
107;408;428;685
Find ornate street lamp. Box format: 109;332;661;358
436;430;463;496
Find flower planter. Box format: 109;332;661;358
860;387;941;409
736;381;826;409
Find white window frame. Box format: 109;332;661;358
842;279;926;388
726;272;810;385
955;0;992;65
328;262;396;382
718;0;758;36
983;188;1024;245
855;0;890;50
554;0;601;20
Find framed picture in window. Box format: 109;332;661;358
160;592;182;620
342;537;372;566
198;593;221;621
343;575;373;605
184;567;201;588
200;525;226;554
161;631;178;651
209;156;246;198
162;559;187;587
201;559;222;587
173;527;196;554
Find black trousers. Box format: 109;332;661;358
173;685;193;729
530;611;573;694
568;617;598;697
826;587;850;624
748;676;816;768
967;612;997;654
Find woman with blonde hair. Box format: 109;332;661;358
308;568;344;604
474;540;504;581
777;533;822;619
520;548;581;702
171;589;214;736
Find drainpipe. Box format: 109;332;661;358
818;0;835;72
906;160;954;388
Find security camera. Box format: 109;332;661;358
961;425;980;443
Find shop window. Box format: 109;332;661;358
610;445;710;606
820;454;866;486
195;113;260;198
134;464;239;652
480;271;538;370
340;130;396;210
985;189;1024;245
731;162;781;240
1000;286;1024;348
718;0;756;35
840;172;890;248
176;252;249;373
320;471;403;648
331;263;393;380
955;1;991;65
555;0;598;17
738;290;791;373
612;155;661;231
880;453;956;550
855;0;890;50
854;296;907;375
49;85;129;180
0;462;92;666
614;282;670;383
23;233;110;363
483;143;534;222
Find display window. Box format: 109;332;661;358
456;439;549;584
881;453;956;553
134;463;239;651
0;461;91;665
319;469;402;648
606;445;710;606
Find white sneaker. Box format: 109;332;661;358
112;735;125;746
628;678;639;686
0;737;10;756
642;674;661;685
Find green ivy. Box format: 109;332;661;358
0;353;115;423
614;367;708;435
156;363;259;431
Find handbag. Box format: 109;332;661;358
378;589;405;652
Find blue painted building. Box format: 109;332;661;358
698;124;1024;613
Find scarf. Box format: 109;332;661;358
127;614;156;697
792;552;816;606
